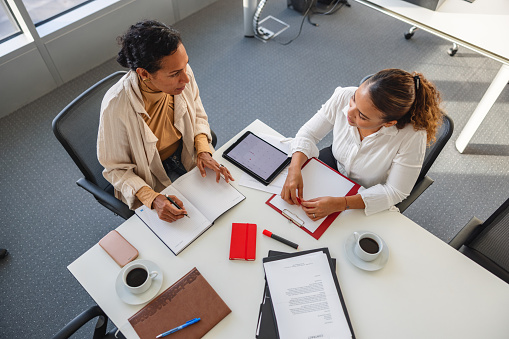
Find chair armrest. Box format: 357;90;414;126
52;305;107;339
76;178;134;220
211;129;217;148
397;176;434;213
448;216;483;250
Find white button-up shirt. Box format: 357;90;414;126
291;86;426;215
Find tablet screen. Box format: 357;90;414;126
223;132;290;185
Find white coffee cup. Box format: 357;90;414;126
122;262;158;294
353;231;383;262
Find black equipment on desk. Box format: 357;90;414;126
288;0;349;14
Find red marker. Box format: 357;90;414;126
263;230;299;249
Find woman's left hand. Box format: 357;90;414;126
301;196;343;221
196;152;234;183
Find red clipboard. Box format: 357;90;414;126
266;158;360;240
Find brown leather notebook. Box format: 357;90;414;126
128;267;231;339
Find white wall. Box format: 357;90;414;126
0;0;218;118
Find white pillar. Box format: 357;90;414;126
243;0;258;37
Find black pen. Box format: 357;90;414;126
263;229;299;249
165;194;190;218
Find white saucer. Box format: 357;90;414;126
115;259;163;305
344;231;389;271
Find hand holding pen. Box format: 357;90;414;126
152;194;188;223
165;195;189;218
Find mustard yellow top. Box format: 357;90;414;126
135;76;211;208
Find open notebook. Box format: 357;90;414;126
136;167;245;255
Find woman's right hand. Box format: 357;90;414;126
152;194;187;223
281;152;309;205
281;167;304;205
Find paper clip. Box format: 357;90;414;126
282;209;304;227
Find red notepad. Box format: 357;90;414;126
229;223;257;260
266;158;360;240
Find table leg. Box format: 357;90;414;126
455;63;509;153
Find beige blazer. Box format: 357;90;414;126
97;65;212;209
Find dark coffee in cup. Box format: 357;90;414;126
359;237;379;254
126;267;148;287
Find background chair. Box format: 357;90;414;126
359;74;454;213
449;197;509;284
52;305;125;339
52;71;218;220
403;26;459;56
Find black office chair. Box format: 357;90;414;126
52;305;125;339
52;71;133;220
396;114;453;212
358;74;454;213
52;71;218;220
449;197;509;284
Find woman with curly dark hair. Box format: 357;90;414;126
98;20;233;223
281;68;443;217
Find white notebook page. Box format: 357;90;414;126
171;167;245;222
136;184;211;254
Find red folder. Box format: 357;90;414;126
266;158;360;240
229;223;257;260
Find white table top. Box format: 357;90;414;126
354;0;509;64
68;119;509;338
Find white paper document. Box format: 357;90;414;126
239;168;288;195
263;252;352;339
270;158;356;233
136;167;245;255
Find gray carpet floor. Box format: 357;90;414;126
0;0;508;337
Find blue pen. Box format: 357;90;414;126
155;318;201;338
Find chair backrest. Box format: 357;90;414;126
52;71;127;191
418;114;453;182
464;197;509;280
359;74;454;182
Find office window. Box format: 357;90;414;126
0;1;21;42
22;0;94;26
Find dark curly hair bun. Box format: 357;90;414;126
117;20;181;73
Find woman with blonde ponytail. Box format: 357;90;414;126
281;68;443;217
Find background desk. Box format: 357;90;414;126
353;0;509;153
68;120;509;338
